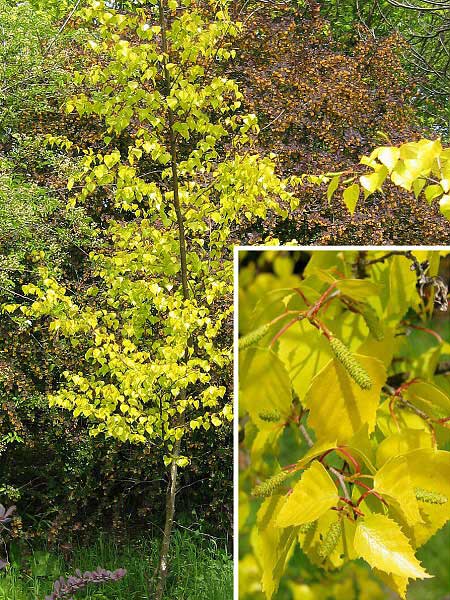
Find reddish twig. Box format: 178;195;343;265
269;314;305;347
307;282;339;319
336;447;360;474
354;480;389;507
403;323;443;344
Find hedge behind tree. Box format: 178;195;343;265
227;0;450;244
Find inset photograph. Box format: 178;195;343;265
237;248;450;600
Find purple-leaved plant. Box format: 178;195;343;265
0;503;127;598
0;504;16;569
44;566;127;600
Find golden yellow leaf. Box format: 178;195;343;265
277;461;338;528
354;513;431;579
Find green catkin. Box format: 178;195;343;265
238;322;271;350
415;487;448;504
318;520;342;559
258;410;281;422
298;521;315;534
329;336;372;390
251;470;290;498
359;304;384;341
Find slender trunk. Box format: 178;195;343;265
154;438;182;600
159;0;190;301
154;2;189;599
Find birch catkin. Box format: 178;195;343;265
415;487;448;504
298;521;315;534
238;322;271;350
251;471;290;498
329;336;372;390
258;410;281;422
318;520;342;558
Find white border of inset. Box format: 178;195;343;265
232;245;450;600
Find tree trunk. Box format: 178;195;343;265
153;2;190;598
154;438;181;600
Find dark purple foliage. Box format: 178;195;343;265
0;504;16;570
44;566;127;600
0;504;16;526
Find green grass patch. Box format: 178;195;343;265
0;531;232;600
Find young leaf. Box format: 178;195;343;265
373;569;409;600
373;456;422;525
240;348;292;427
335;279;380;302
326;175;340;204
278;319;332;399
360;165;389;196
404;381;450;421
342;183;360;215
304;353;386;444
276;461;338;528
253;496;298;600
399;449;450;546
377;146;400;171
354;514;432;580
359;303;384;341
375;430;432;468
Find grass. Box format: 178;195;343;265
0;530;233;600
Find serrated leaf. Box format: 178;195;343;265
335;279;381;301
276;461;338;528
347;424;377;474
300;511;356;569
357;328;395;368
439;194;450;218
375;430;433;468
239;347;292;427
360;165;389;195
278;319;332;399
253;496;298;599
399;449;450;546
373;569;409;600
385;255;418;321
424;184;443;203
404;381;450;421
304;354;386;444
391;161;415;191
412;177;427;198
374;456;422;525
104;150;121;169
294;439;337;470
354;514;431;579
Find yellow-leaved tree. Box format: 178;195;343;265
4;0;300;597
